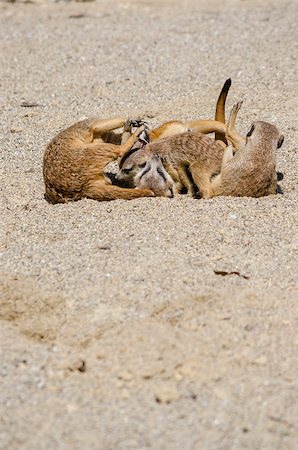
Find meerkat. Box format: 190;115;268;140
208;101;284;197
116;130;232;198
134;155;174;198
116;79;239;196
43;118;155;204
43;79;232;204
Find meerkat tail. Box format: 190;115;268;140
215;78;231;123
215;78;232;146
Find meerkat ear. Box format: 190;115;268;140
277;135;284;149
246;124;255;137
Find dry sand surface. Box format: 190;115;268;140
0;0;297;449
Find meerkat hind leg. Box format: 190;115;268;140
190;165;214;198
162;161;184;194
90;118;126;139
83;126;145;173
176;166;195;195
117;125;145;156
226;101;246;151
187;120;226;135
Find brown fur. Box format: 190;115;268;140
148;118;226;141
208;102;284;198
116;79;237;196
43;118;154;204
117;131;228;198
123;102;283;199
43;79;232;204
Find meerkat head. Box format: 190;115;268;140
246;121;284;150
134;155;174;198
116;147;152;187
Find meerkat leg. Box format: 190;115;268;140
97;125;146;164
84;180;154;201
121;118;148;144
162;161;184;194
186;120;226;136
149;122;184;140
118;125;145;155
205;146;234;198
85;118;126;144
149;120;227;142
82;126;145;174
120;118;137;144
190;166;213;198
176;166;195;195
202;146;234;198
90;118;126;134
80;142;126;174
226;101;246;151
121;131;132;145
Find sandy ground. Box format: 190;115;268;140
0;0;297;449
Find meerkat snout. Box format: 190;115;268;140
134;155;174;198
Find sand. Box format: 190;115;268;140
0;0;297;449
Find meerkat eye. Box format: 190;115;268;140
138;162;146;169
122;168;132;174
246;125;255;137
277;135;284;149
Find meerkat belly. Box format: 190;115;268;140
221;156;276;197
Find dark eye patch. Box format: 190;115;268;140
246;125;255;137
138;162;146;169
157;167;167;183
122;168;132;175
139;165;151;181
277;135;284;149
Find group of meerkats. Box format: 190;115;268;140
43;79;284;204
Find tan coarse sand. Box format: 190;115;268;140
0;0;297;449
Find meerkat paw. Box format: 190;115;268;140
227;100;243;128
124;118;149;132
231;100;243;116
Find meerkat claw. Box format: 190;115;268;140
124;118;149;132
